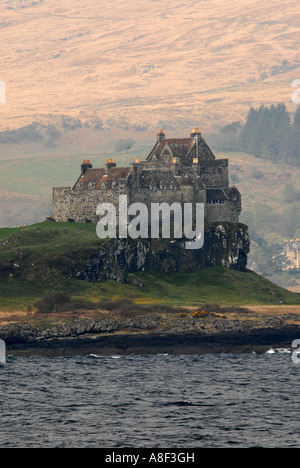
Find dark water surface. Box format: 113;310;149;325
0;352;299;448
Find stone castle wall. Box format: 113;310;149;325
53;184;208;223
199;160;229;188
53;186;130;223
53;174;240;224
205;201;240;224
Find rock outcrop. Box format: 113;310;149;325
76;222;250;282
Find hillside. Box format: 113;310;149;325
0;222;299;311
1;0;300;133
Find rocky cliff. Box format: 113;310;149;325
76;222;250;282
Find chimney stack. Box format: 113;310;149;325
105;158;116;173
157;129;165;142
190;127;201;138
81;159;93;175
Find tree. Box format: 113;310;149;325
240;103;292;163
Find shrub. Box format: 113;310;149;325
34;292;71;314
35;294;100;314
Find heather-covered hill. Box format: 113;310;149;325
0;0;299;132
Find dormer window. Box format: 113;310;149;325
88;182;96;189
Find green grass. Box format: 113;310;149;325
0;227;19;241
132;268;300;306
1;268;299;310
0;222;299;310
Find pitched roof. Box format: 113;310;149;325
147;135;215;163
74;167;130;190
147;138;195;162
102;167;131;188
74;168;105;190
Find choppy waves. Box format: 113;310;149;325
0;353;299;448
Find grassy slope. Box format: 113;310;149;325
0;223;299;311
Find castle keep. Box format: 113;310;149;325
52;128;241;224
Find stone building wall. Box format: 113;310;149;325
53;184;208;224
199;160;229;188
53;185;130;223
205;200;240;223
53;176;239;224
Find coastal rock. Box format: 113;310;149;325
76;222;250;282
0;314;162;345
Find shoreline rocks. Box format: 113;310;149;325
1;313;299;358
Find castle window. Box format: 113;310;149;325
207;199;225;205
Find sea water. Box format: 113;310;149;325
0;352;299;448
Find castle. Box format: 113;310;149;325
52;128;241;225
